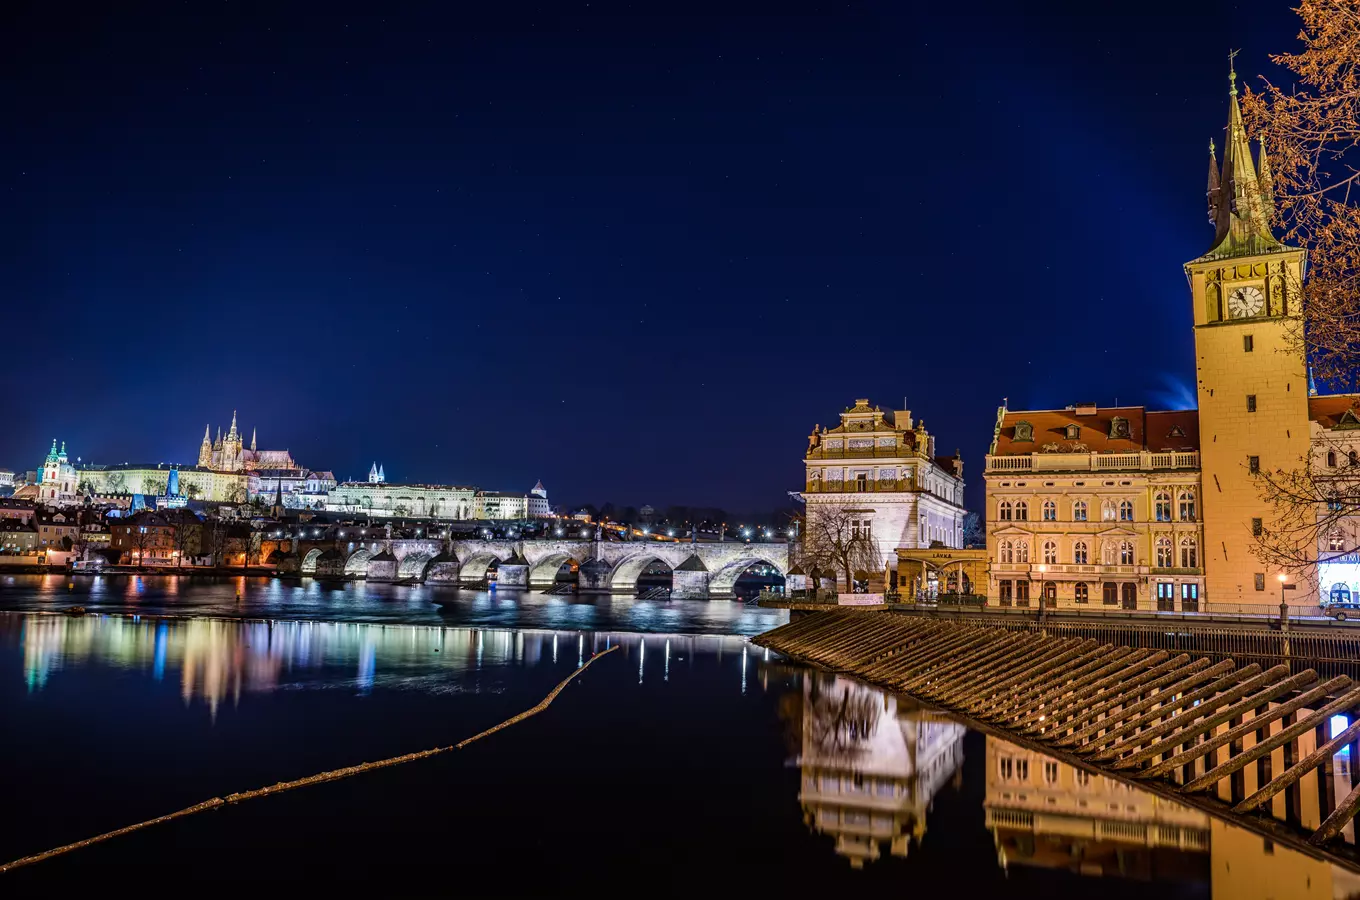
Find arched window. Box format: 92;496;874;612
1042;541;1057;565
1328;450;1338;468
1015;541;1030;563
1073;500;1087;522
1042;499;1056;521
999;500;1012;521
1332;583;1352;604
1073;540;1089;564
1119;541;1135;565
1178;491;1196;521
1180;537;1198;568
1119;499;1134;522
1074;582;1089;603
1155;536;1173;568
1102;582;1118;605
1015;500;1029;521
999;540;1013;564
1329;531;1347;553
1102;542;1117;565
1102;500;1117;522
1154;492;1171;523
1351;450;1359;467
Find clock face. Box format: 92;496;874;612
1227;286;1266;319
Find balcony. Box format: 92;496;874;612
806;446;914;460
985;451;1199;474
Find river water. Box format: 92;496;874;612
3;576;1359;895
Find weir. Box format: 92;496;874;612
754;610;1360;867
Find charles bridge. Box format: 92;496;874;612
262;533;788;599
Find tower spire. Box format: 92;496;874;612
228;410;238;439
251;427;257;452
1206;138;1221;224
1204;50;1279;256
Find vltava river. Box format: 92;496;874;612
3;610;1357;894
0;573;785;634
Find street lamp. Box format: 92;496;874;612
1278;572;1290;629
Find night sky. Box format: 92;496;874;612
3;0;1303;513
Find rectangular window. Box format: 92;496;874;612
1244;334;1254;352
1252;517;1263;537
1181;583;1200;612
1015;580;1029;603
999;580;1013;605
855;473;868;492
1247;394;1257;413
1043;761;1059;783
1255;573;1266;591
1248;456;1260;474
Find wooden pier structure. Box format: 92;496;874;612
754;610;1360;866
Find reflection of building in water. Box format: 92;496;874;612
796;674;965;867
985;737;1360;897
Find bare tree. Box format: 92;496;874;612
1253;434;1360;588
171;514;202;567
126;520;156;567
799;502;879;593
1242;1;1360;392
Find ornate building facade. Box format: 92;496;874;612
985;406;1205;610
78;463;247;503
804;399;966;584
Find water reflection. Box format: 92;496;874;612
792;674;966;866
17;613;749;714
790;671;1360;894
0;574;785;636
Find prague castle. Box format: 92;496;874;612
197;411;297;473
983;64;1356;612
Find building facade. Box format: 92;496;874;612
804;399;966;583
78;463;247;504
984;406;1205;611
325;481;477;519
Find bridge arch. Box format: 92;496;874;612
399;551;437;580
528;553;581;587
344;548;374;577
708;557;787;598
301;547;324;575
608;554;674;594
459;552;504;584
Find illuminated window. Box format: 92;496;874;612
1072;541;1088;565
1178;491;1196;521
1102;500;1117;521
1072;500;1087;522
1015;541;1030;563
1154;492;1171;522
1119;541;1134;565
1042;540;1057;565
1180;537;1198;568
1329;531;1347;553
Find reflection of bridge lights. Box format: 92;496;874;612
555;528;563;537
667;530;675;537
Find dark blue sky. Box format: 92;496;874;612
2;0;1302;512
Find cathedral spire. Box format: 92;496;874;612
1257;134;1276;219
202;424;211;444
228;410;238;439
251;428;257;452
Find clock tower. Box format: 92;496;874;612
1185;59;1310;606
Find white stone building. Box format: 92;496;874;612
803;399;967;583
326;481;476;519
37;441;78;506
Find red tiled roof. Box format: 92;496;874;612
1310;395;1360;429
993;406;1199;456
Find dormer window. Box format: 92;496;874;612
1167;425;1186;438
1013;420;1034;442
1109;416;1130;440
1065;424;1080;440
